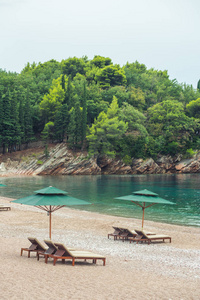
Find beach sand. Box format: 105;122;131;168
0;196;200;300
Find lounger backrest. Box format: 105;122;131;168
54;243;73;256
112;227;121;233
118;227;126;233
126;229;136;236
44;240;58;254
28;237;46;251
134;230;148;239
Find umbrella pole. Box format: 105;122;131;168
142;203;145;229
49;206;52;239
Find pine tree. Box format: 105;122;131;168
68;96;82;149
1;89;11;153
9;90;21;151
64;76;73;109
81;80;87;147
197;79;200;90
24;93;34;147
54;103;69;142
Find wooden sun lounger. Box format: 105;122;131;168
21;237;47;257
47;243;106;266
108;227;137;241
130;230;172;245
108;227;156;242
108;226;122;240
118;228;137;241
118;228;156;241
37;240;58;261
0;205;11;211
37;240;76;262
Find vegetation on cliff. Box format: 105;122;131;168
0;56;200;161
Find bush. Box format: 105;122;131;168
184;148;196;159
122;155;132;165
44;144;49;158
165;141;179;156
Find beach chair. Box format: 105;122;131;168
118;228;137;241
108;226;122;240
108;227;135;241
21;237;47;257
47;243;106;266
130;230;171;245
0;205;11;211
37;240;76;262
37;240;58;261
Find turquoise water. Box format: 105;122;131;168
0;174;200;227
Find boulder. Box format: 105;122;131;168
156;155;174;171
175;159;194;171
136;158;162;174
101;159;132;174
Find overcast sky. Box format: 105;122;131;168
0;0;199;87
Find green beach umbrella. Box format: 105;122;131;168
115;189;174;228
12;186;91;238
0;184;6;187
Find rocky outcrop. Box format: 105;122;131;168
0;144;101;176
1;143;200;176
100;158;132;175
136;158;162;174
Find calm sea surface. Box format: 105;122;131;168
1;174;200;227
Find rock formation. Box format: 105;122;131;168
1;143;200;176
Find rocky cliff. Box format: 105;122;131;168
0;143;200;176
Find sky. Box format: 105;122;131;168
0;0;200;88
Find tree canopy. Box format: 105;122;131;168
0;56;200;159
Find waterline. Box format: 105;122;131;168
1;174;200;227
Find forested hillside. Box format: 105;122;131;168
1;55;200;161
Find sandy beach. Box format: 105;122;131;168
0;196;200;300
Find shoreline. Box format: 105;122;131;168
0;196;200;299
1;189;199;229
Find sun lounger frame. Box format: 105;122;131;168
108;227;156;242
21;237;46;257
0;206;11;211
108;226;122;240
46;243;106;266
37;240;58;261
129;230;171;245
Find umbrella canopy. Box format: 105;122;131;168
115;189;174;228
0;184;6;187
12;186;91;238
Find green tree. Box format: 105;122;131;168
0;89;21;153
186;98;200;118
147;100;196;154
61;57;86;79
68;96;82;149
87;96;128;157
23;95;34;147
39;75;66;122
124;61;147;86
197;79;200;90
41;121;55;143
81;80;87;147
119;103;147;136
85;82;108;124
95;65;127;89
127;86;145;110
101;86;128;106
179;84;200;106
54;104;69;142
90;55;112;68
64;75;74;109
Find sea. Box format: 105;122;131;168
1;174;200;227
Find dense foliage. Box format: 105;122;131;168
1;56;200;160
